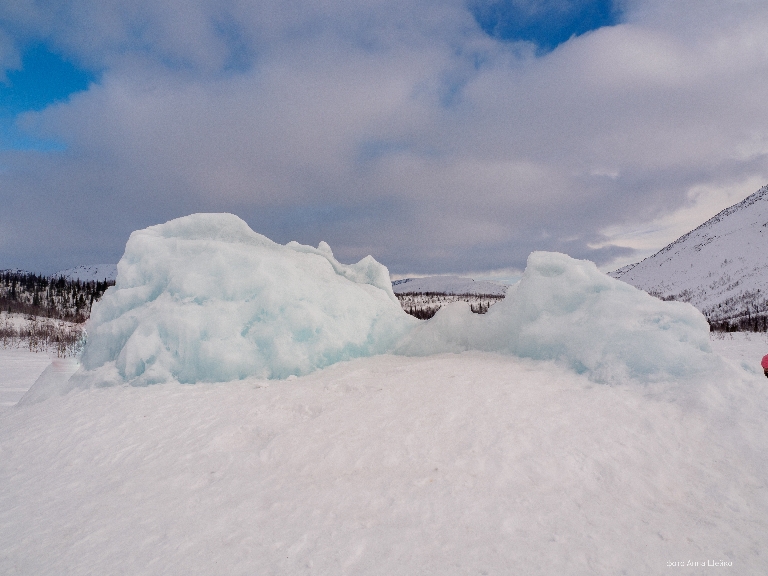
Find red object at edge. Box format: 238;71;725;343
761;354;768;370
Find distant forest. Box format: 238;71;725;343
1;270;114;323
3;268;763;335
396;292;505;320
1;271;115;356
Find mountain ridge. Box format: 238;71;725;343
610;184;768;330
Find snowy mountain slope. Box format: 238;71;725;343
611;184;768;329
54;264;117;283
392;275;507;296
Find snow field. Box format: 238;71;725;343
2;352;766;575
396;292;504;316
0;348;53;406
1;312;33;331
1;312;85;358
709;331;768;374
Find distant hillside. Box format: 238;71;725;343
392;275;507;296
611;184;768;331
55;264;117;283
392;275;507;319
0;269;114;323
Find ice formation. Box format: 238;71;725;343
398;251;714;382
49;214;715;392
74;213;416;386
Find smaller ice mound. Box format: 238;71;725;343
73;213;415;386
399;252;714;383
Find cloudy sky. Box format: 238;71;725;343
1;0;767;278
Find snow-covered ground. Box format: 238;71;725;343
1;311;28;331
0;334;766;574
3;330;765;406
0;348;54;407
710;331;768;371
2;214;767;574
1;311;81;333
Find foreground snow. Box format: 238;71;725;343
0;348;53;407
2;350;766;575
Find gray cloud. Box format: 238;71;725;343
1;0;768;275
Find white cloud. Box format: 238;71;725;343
1;0;768;274
0;29;20;81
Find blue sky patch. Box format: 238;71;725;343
471;0;621;52
0;43;96;115
0;117;67;152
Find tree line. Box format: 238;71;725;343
649;286;768;332
1;270;114;323
396;292;504;320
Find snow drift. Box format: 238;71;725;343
6;352;767;575
42;213;715;393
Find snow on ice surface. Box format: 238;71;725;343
2;353;767;574
41;213;716;395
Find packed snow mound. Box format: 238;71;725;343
74;213;415;386
5;353;767;574
398;252;714;382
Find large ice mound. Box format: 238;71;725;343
76;213;416;385
398;252;714;383
48;214;715;393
